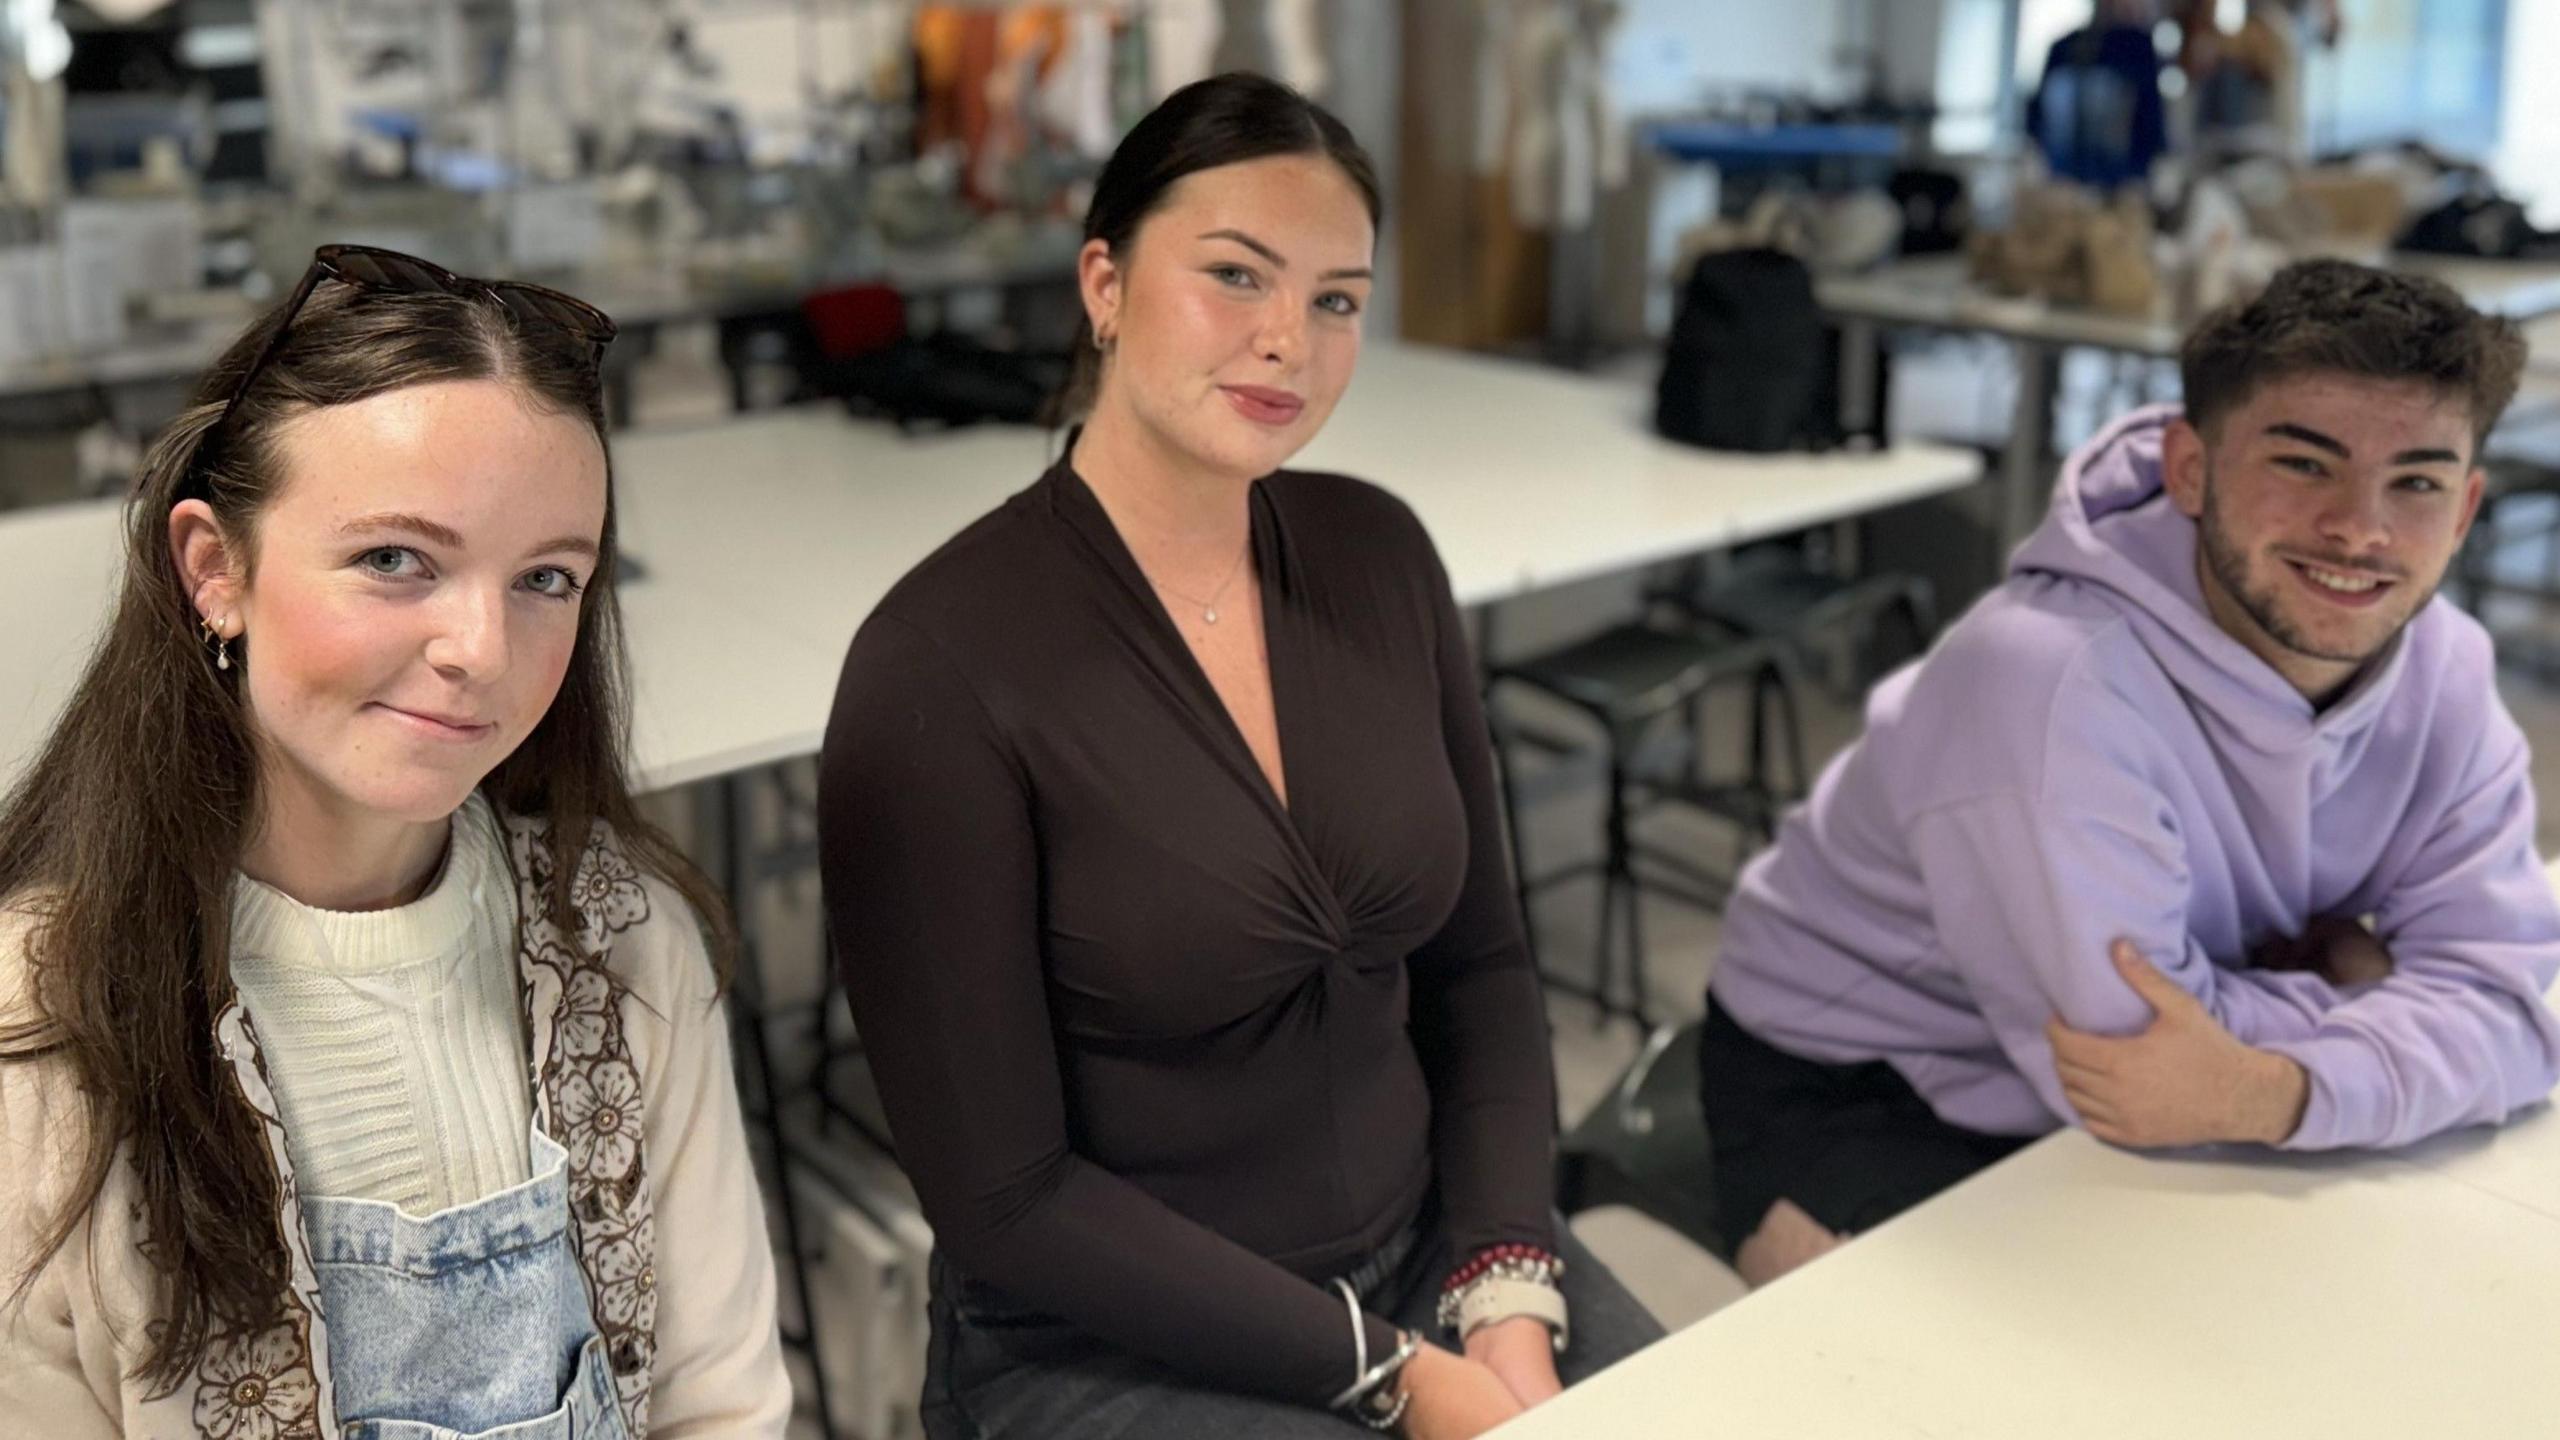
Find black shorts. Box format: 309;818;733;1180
1699;1000;2032;1247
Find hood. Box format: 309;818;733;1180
2007;404;2414;753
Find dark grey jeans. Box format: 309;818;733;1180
920;1210;1666;1440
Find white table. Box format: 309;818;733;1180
1817;252;2560;360
606;343;1979;783
1;341;1981;798
1495;886;2560;1440
1818;253;2560;551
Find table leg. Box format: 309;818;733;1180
1474;601;1548;977
2000;339;2062;552
698;773;839;1440
1837;315;1880;443
1829;516;1861;580
1546;223;1598;370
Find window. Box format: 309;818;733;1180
2302;0;2507;156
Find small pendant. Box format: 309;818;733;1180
1203;607;1220;625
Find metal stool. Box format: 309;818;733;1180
2457;409;2560;670
1555;1018;1724;1259
1489;624;1804;1029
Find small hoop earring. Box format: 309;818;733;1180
200;615;233;672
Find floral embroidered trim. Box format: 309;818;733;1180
512;817;661;1438
192;1316;322;1440
199;1006;335;1439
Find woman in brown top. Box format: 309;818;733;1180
817;74;1661;1440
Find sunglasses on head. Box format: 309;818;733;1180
218;244;619;424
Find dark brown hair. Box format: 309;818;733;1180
0;276;736;1390
1054;70;1383;422
2181;258;2528;449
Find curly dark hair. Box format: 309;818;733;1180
2180;258;2528;450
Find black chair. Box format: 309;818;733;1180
1659;540;1937;702
2457;407;2560;664
1489;623;1804;1029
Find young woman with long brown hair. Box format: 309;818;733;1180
0;248;790;1437
819;75;1663;1440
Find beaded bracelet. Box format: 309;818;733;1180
1439;1243;1563;1298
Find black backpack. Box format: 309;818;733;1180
1890;167;1971;255
821;335;1070;432
1655;248;1829;453
2399;191;2557;260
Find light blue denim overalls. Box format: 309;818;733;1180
299;1126;629;1440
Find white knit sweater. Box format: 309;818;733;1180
3;807;795;1436
228;794;531;1214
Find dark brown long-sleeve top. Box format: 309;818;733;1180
815;451;1559;1407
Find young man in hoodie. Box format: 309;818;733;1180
1702;258;2560;1286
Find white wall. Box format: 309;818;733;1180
1605;0;1860;114
2497;0;2560;225
1596;0;2019;150
1929;0;2017;153
1876;0;1953;100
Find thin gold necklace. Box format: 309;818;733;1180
1145;541;1250;625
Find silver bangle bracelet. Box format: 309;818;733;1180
1331;1277;1369;1405
1333;1328;1421;1424
1355;1375;1414;1432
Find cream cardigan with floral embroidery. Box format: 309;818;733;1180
0;814;792;1439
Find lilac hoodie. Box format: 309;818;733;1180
1711;405;2560;1149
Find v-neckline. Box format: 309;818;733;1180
1049;455;1307;835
